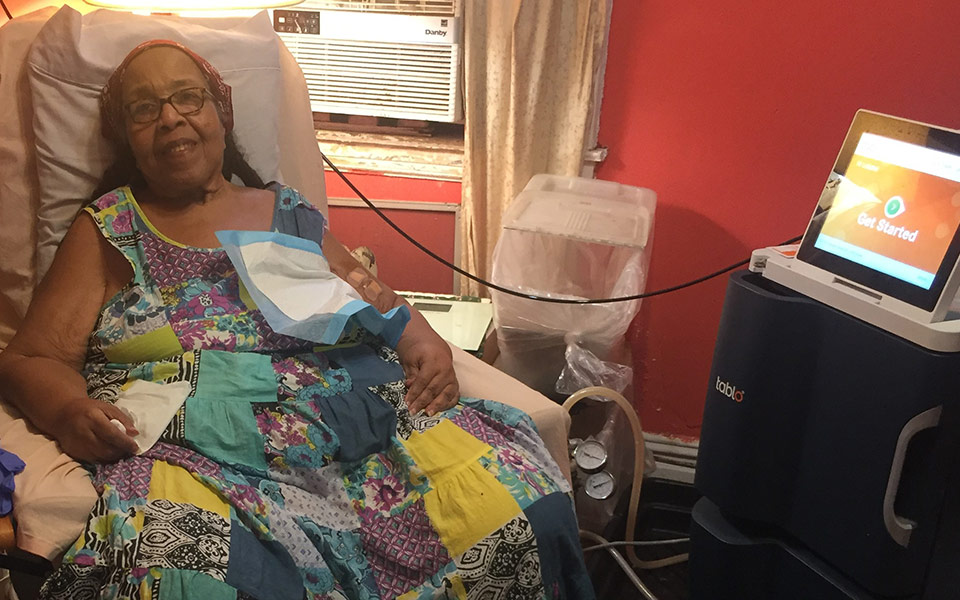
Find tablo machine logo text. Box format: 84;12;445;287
715;376;745;403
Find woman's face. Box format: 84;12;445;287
121;47;226;196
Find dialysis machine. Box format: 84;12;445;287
690;110;960;599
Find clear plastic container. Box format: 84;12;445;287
490;174;656;398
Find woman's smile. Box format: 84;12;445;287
158;137;198;161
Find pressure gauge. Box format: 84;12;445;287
584;471;616;501
573;439;608;473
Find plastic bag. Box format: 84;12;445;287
560;346;659;534
556;342;633;396
557;343;658;479
489;175;655;399
491;236;646;398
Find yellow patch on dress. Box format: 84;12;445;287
403;420;521;556
402;420;490;482
422;462;520;557
151;361;181;383
449;576;467;597
103;325;183;363
147;461;230;520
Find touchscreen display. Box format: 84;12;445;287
813;133;960;290
796;110;960;312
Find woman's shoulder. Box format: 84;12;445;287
267;182;327;242
269;182;318;213
83;187;139;239
86;186;134;214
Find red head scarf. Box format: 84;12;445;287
99;39;234;144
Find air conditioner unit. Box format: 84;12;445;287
272;0;463;123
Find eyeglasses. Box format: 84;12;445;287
124;87;211;124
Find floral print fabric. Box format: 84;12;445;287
39;186;592;600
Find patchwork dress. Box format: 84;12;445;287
39;185;594;600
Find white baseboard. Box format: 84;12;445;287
644;433;698;485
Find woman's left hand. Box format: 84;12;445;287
320;233;460;415
398;336;459;417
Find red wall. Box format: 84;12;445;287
325;171;461;205
596;2;960;440
324;172;462;294
327;204;459;294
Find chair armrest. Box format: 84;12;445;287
0;401;97;561
450;343;572;483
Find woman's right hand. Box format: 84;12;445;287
52;397;140;463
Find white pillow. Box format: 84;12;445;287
27;6;283;278
0;7;58;349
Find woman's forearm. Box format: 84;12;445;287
342;266;450;355
0;351;90;437
393;297;452;356
320;231;452;362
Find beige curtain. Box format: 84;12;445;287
460;0;609;297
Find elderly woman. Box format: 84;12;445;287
0;40;592;599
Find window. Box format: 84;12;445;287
273;0;465;179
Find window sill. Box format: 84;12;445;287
316;129;464;182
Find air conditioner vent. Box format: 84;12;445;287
279;32;461;122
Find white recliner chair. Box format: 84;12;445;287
0;5;571;570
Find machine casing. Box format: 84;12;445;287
690;271;960;599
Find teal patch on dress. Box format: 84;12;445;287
302;566;336;596
195;350;278;403
524;492;594;599
327;344;405;388
158;568;238;599
185;397;269;474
